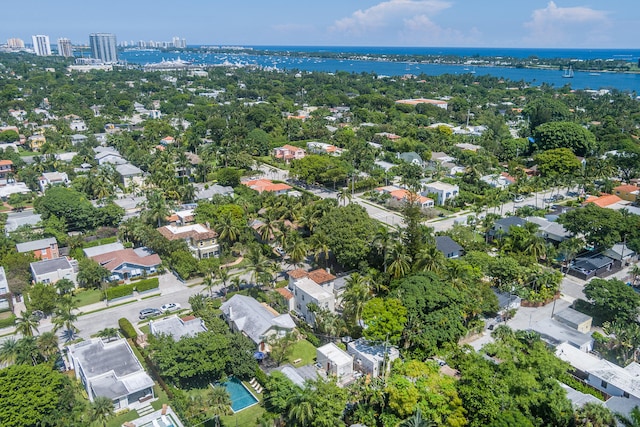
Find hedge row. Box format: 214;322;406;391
118;318;137;339
0;315;16;329
106;284;135;300
135;278;159;292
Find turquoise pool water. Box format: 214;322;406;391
222;378;258;412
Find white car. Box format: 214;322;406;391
160;303;181;312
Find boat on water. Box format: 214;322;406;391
589;72;601;76
562;66;574;78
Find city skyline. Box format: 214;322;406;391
1;0;638;49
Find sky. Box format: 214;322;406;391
2;0;639;49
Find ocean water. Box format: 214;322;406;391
119;47;640;93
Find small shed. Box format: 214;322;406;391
554;308;592;333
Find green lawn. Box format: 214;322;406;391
287;339;317;366
220;399;265;427
107;408;140;427
74;289;104;307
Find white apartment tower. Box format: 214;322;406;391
57;38;73;57
7;38;25;49
32;35;52;56
89;33;118;63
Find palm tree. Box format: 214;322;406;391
53;300;79;340
617;406;640;427
36;331;59;361
574;402;615;427
208;385;232;427
400;408;434;427
215;213;241;249
286;234;309;268
15;336;40;366
15;311;40;337
90;396;115;427
413;245;446;273
0;337;18;365
144;190;171;228
386;242;411;280
342;273;371;328
218;267;230;296
309;232;331;268
287;388;314;426
337;187;352;206
631;264;640;286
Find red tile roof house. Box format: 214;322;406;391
243;179;292;195
0;160;14;180
90;248;161;281
583;194;623;208
273;145;306;164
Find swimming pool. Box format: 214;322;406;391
222;378;259;412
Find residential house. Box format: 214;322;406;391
0;267;10;311
435;236;463;259
83;242;125;258
149;315;207;340
347;338;400;378
273;145;306;163
30;257;78;285
160;136;175;145
603;243;636;264
16;237;59;260
613;184;640;202
166;209;195;226
525;216;572;244
220;294;296;352
28;134;46;151
481;172;516;189
0;160;13;179
395;98;448;109
67;338;155;410
70;134;88;145
420;181;459;206
290;277;335;325
375;132;401;141
94;147;126;165
243;179;292;195
584;194;622;208
455;142;482;152
194;183;234;201
306;141;343;156
115;163;144;188
316;343;354;384
396;152;423;167
487;217;526;241
90;247;161;281
39;171;70;192
157;224;220;259
375;186;434;208
0;182;30;201
69;119;87;131
556;342;640;404
569;254;615;280
275;287;295;312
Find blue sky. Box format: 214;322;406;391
2;0;638;48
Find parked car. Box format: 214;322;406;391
139;308;161;319
513;195;525;203
160;303;181;313
553;194;565;201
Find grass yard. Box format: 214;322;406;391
287;339;317;366
74;289;104;307
106;408;140;427
220;400;265;426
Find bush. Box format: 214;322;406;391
106;284;135;300
209;299;222;309
135;278;159;293
118;318;137;339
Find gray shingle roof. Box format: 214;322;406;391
30;257;73;275
435;236;463;255
16;237;57;253
220;295;295;344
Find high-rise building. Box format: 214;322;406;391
57;38;73;57
89;33;118;63
31;35;52;56
7;38;25;49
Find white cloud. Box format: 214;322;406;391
399;14;477;46
331;0;452;35
523;2;611;46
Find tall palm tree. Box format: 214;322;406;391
208;385;232;427
97;328;119;342
309;232;331;268
287;388;315;426
400;408;434;427
36;331;59;361
413;245;446;273
574;402;615;427
144;190;171;228
342;273;371;328
286;234;309;268
15;336;40;366
337;187;352;206
386;242;411;280
215;213;241;249
218;267;230;297
15;311;40;337
90;396;115;427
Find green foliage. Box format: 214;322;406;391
315;203;377;269
118;317;137;339
558;204;636;250
290;154;349;186
534;148;582;178
361;297;407;345
584;278;640;324
533;121;597;156
135;277;159;292
216;167;243;187
0;314;16;328
27;282;58;315
0;364;83;427
106;284;135;300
